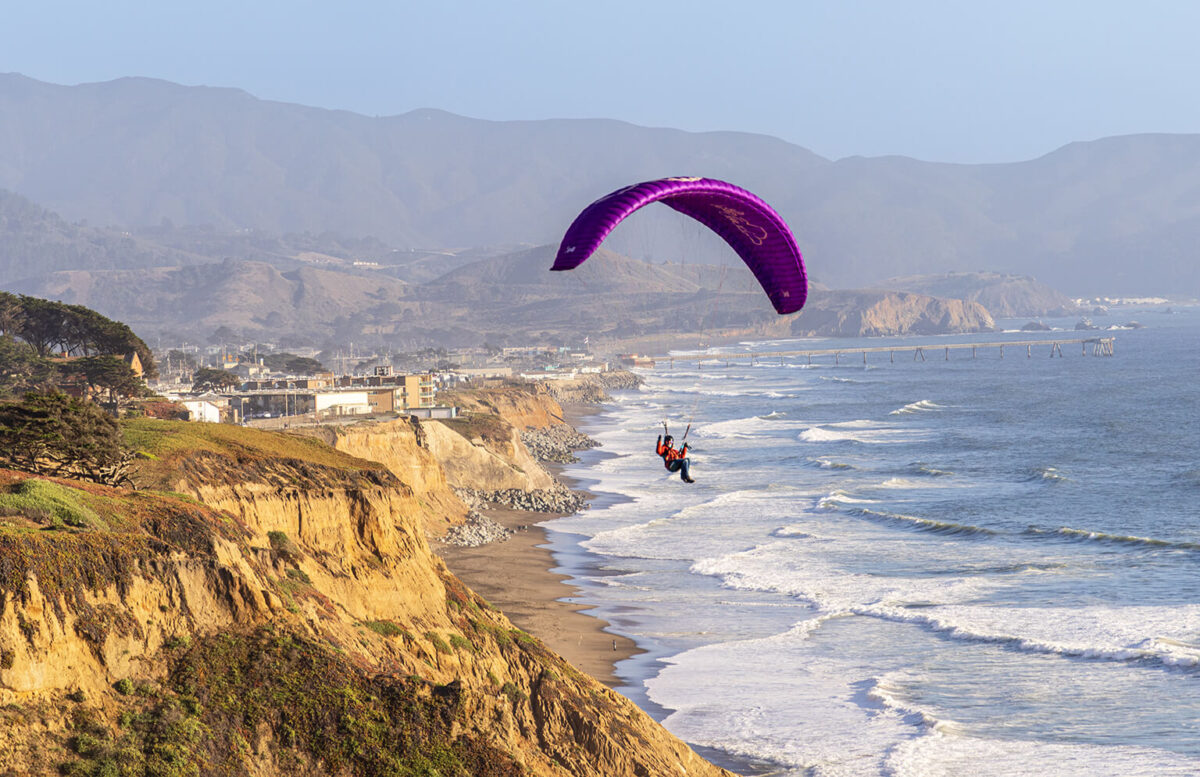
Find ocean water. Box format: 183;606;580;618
547;308;1200;776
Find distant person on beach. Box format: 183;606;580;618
656;434;694;483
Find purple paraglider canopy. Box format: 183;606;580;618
551;177;807;314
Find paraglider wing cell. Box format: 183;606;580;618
550;177;807;314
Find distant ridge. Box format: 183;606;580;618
2;74;1200;295
882;272;1077;317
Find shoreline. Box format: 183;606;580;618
440;394;785;776
435;400;640;686
436;504;640;687
546;401;785;777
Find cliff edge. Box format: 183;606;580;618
0;417;734;776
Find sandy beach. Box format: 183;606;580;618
436;503;638;687
435;401;640;687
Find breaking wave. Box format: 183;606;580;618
1026;466;1068;483
850;507;998;537
807;457;854;470
890;399;945;415
1024;526;1200;552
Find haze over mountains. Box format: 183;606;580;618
0;72;1196;347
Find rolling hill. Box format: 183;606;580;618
2;74;1200;296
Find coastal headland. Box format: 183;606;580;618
0;369;738;776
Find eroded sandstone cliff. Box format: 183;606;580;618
789;289;996;337
0;416;733;776
297;416;470;534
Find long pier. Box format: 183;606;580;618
662;336;1116;367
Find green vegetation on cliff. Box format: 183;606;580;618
122;417;388;491
61;627;522;777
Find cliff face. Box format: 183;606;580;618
0;419;733;776
297;416;469;534
422;420;556;492
789;289;996;337
442;382;567;429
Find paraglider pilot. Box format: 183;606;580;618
656;434;694;483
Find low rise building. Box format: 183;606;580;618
329;372;435;410
181;399;222;423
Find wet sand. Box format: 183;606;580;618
435;401;643;687
436;504;638;687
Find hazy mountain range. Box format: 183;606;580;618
1;74;1199;298
11;244;1001;348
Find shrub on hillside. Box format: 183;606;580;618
0;392;133;486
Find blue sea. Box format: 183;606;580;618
547;307;1200;776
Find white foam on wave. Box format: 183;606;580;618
891;399;945;415
691;539;993;615
801;426;856;442
851;507;996;537
817;489;879;510
583;488;802;560
911;461;954;477
644;618;926;775
878;477;929;489
866;601;1200;668
829;418;881;428
889;730;1200;777
691;537;1200;669
809;456;855;470
657;384;802;399
1027;526;1200;552
693;414;806;440
646;603;1200;777
1028;466;1069;483
801;423;927;444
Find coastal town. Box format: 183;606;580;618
148;341;626;426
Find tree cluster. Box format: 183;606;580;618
0;292;157;377
0;292;156;400
191;368;241;393
253;352;325;375
0;392;133;486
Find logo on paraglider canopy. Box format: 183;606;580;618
666;177;703;182
564;246;576;253
714;205;769;246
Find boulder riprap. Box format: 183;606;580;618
442;511;513;546
520;425;600;463
454;482;587;513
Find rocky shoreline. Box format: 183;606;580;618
453;481;588;514
520;424;601;463
541;370;643;403
438;372;632;544
441;510;514;546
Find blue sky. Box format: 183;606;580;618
5;0;1200;163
